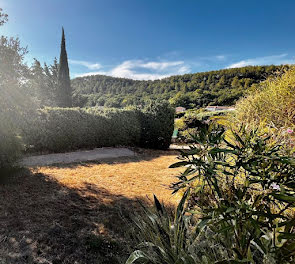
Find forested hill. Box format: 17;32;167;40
71;65;287;109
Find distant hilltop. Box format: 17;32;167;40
71;64;290;109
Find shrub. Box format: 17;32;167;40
21;107;141;152
170;125;295;263
139;101;175;150
126;192;232;264
177;117;205;143
234;66;295;137
128;125;295;263
0;125;22;169
175;109;232;143
87;107;141;147
21;103;174;153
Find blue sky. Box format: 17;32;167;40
1;0;295;80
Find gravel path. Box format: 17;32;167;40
21;147;136;167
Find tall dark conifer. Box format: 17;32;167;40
57;27;72;107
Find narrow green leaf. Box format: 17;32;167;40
169;161;190;168
153;195;163;214
125;250;149;264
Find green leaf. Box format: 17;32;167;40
208;148;235;154
169;161;190;168
272;193;295;202
125;250;149;264
278;232;295;239
153;195;163;215
181;148;202;156
216;225;233;234
176;189;189;220
225;207;235;214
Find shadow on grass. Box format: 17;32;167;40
0;168;163;264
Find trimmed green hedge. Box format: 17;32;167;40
139;102;175;149
21;103;174;152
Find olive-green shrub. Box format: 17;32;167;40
139;102;175;150
128;125;295;263
21;103;174;152
21;107;140;152
175;109;229;143
234;66;295;133
0;126;22;168
170;125;295;263
87;107;142;147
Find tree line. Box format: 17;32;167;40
29;27;72;108
0;7;72;168
0;8;72;112
71;64;288;109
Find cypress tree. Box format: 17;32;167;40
57;27;72;107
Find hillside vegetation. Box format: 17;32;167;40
233;66;295;144
72;65;286;108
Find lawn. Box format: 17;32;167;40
0;150;181;264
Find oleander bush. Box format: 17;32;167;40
21;102;174;152
127;124;295;263
172;125;295;263
126;192;231;264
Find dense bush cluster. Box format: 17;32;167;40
229;66;295;150
234;67;295;132
128;125;295;263
21;103;174;153
0;124;22;168
139;101;175;149
175;109;231;142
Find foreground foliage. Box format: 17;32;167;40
0;11;36;168
128;125;295;263
126;192;232;264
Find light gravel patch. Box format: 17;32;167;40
169;144;190;150
21;147;136;167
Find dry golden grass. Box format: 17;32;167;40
37;153;181;205
0;150;183;263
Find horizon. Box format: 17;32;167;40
1;0;295;80
73;63;291;81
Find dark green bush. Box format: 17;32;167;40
21;103;174;153
139;101;175;150
21;107;141;152
87;107;141;147
0;123;22;169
